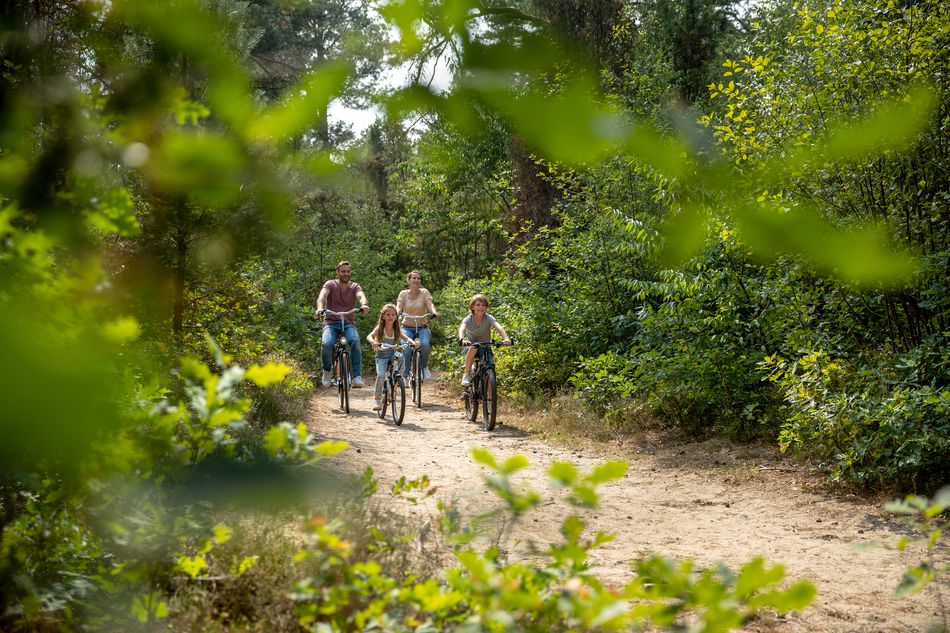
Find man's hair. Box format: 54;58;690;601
336;260;351;272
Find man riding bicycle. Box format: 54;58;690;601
316;261;370;388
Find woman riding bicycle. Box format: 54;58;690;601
396;270;440;380
458;293;510;387
367;304;419;411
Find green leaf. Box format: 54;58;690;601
264;425;289;454
176;555;207;578
315;440;348;457
150;130;246;207
929;486;950;514
731;200;917;286
550;461;578;485
561;515;585;543
585;460;628;484
785;83;937;172
490;79;633;165
379;0;425;55
131;592;168;623
101;316;141;344
658;204;711;267
748;580;817;613
231;555;258;577
87;188;141;237
471;447;499;470
735;557;785;599
570;485;599;507
248;62;352;140
895;564;934;597
212;523;233;544
501;454;529;474
245;362;291;386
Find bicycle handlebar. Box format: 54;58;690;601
400;312;438;323
319;308;360;319
459;339;513;348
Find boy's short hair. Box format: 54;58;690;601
336;260;351;272
468;293;489;312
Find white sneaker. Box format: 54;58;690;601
322;371;332;387
352;376;364;387
423;367;432;380
372;400;381;411
461;373;471;387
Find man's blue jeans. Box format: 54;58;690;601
322;320;362;377
400;325;431;377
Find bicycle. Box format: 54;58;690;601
400;312;437;408
320;308;359;414
460;339;512;431
376;343;407;425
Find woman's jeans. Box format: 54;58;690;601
400;326;431;377
373;347;407;398
321;320;362;377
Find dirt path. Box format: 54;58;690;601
308;375;947;632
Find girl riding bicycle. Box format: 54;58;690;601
458;293;510;387
367;304;419;411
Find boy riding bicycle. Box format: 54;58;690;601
458;293;510;386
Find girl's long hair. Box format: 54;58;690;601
375;303;399;338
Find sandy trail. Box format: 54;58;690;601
308;375;947;632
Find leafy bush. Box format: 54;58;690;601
569;351;637;415
242;353;314;441
763;337;950;489
883;486;950;631
290;449;816;632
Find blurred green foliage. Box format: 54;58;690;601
0;0;947;628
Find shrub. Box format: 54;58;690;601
763;338;950;490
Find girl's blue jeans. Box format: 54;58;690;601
400;326;431;377
374;347;407;398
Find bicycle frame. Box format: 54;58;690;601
376;343;407;425
321;308;359;414
461;340;509;431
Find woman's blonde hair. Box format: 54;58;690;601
406;270;422;285
375;303;399;335
468;293;489;313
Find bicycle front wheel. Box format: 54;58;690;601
390;375;405;426
482;368;497;431
338;351;350;414
378;376;388;419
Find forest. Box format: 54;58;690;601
0;0;948;630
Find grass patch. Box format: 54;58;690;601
505;391;664;445
168;470;447;631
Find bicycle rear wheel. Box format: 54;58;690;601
412;350;423;408
338;351;350;414
482;368;497;431
464;373;479;421
390;375;405;426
